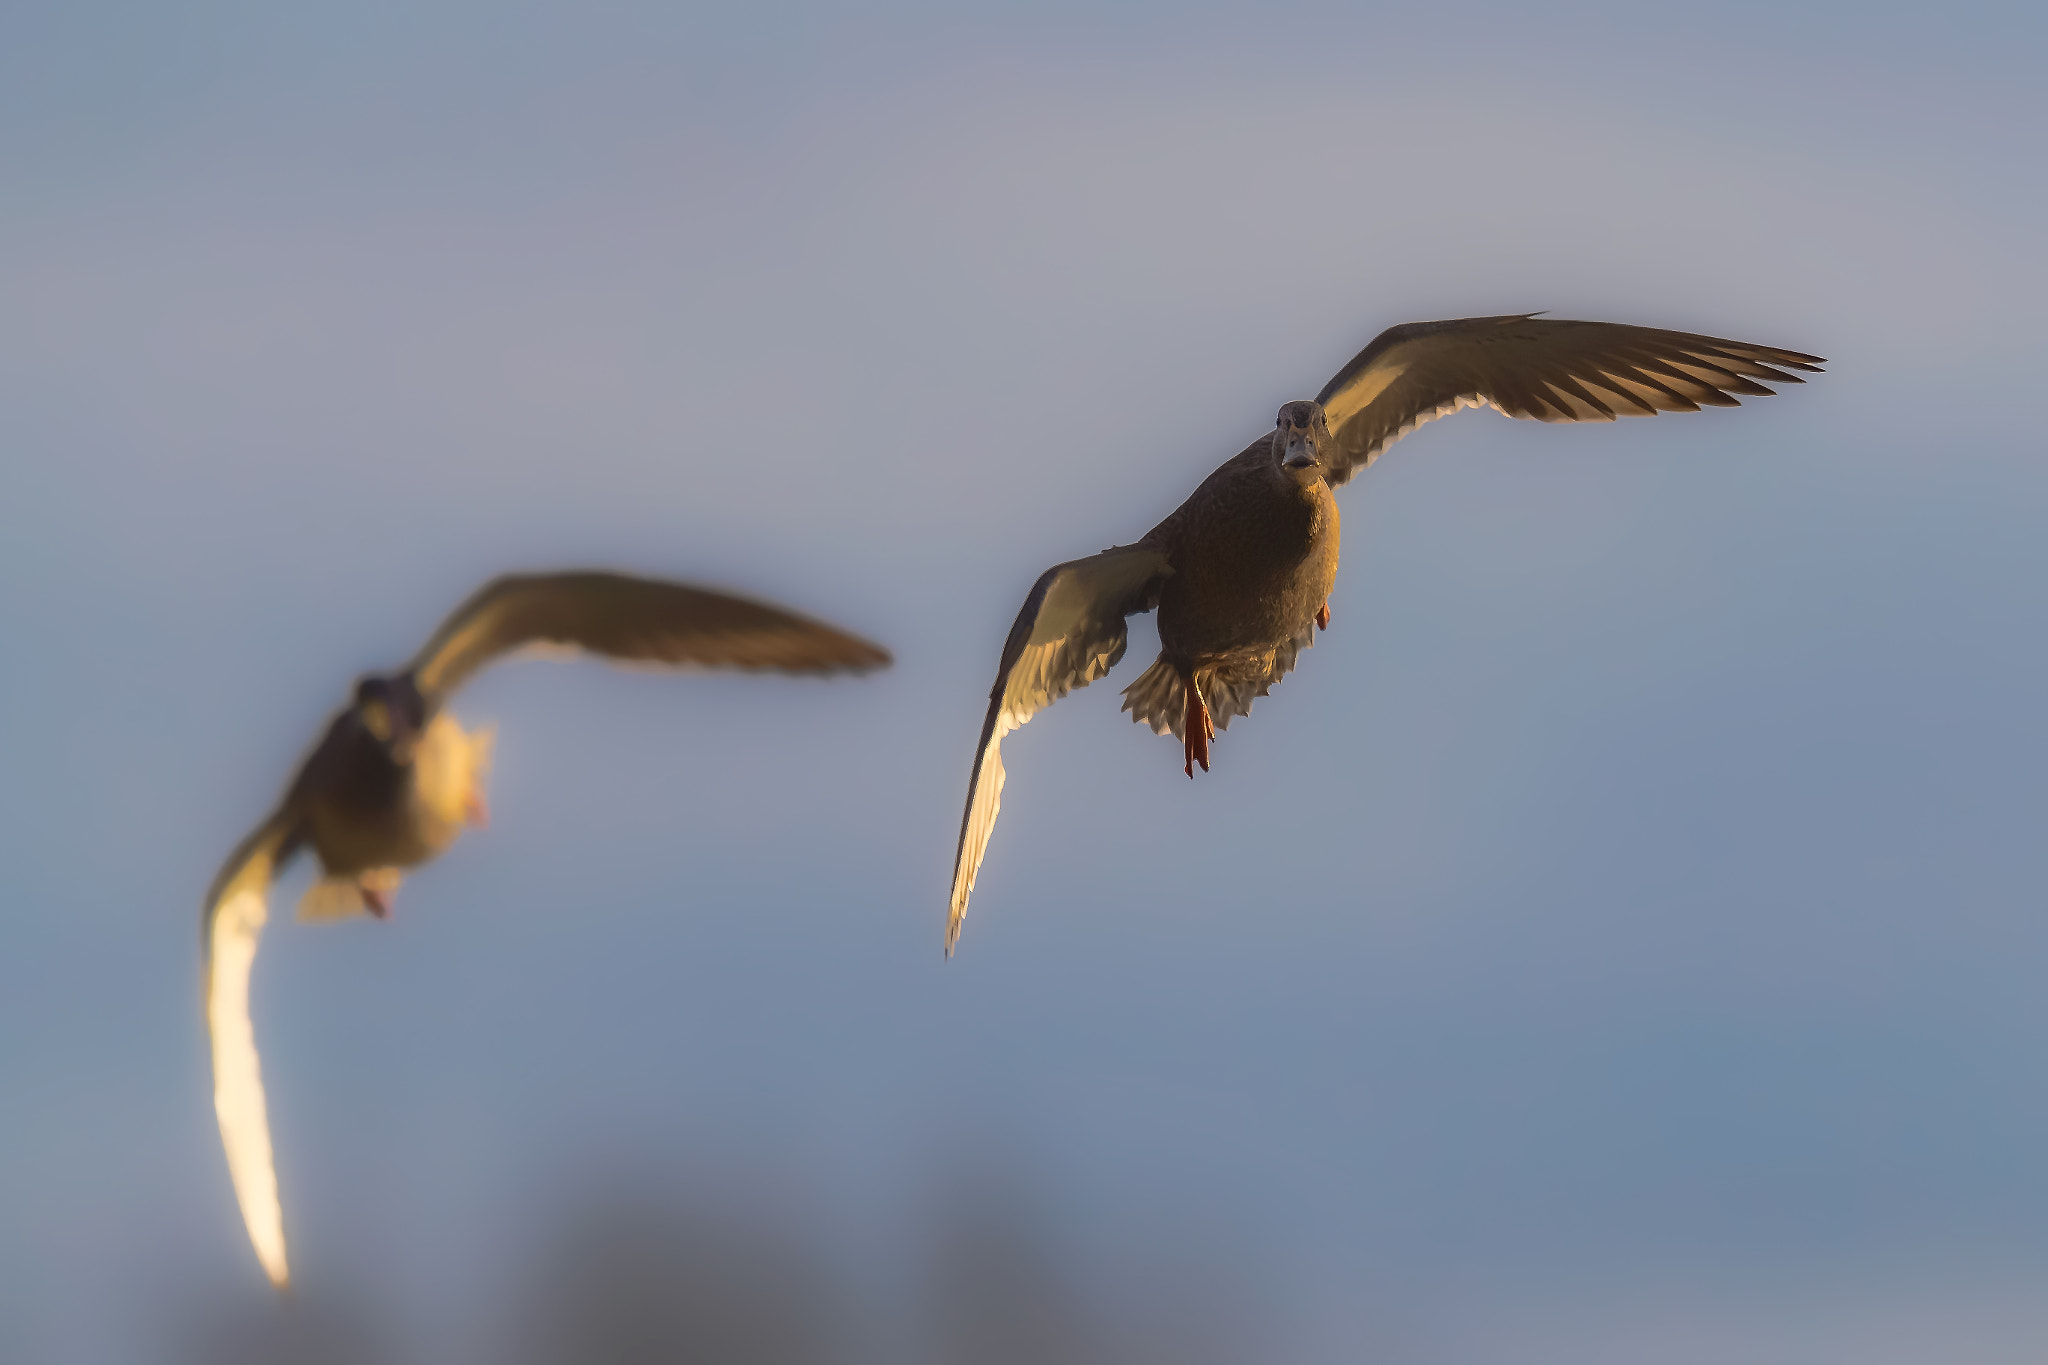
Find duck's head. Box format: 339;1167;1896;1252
351;674;429;757
1273;400;1330;477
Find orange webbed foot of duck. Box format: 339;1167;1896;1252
360;869;402;920
1316;601;1330;632
1181;678;1214;778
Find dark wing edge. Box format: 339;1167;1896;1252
407;571;893;705
1314;315;1826;487
946;545;1173;957
201;814;298;1291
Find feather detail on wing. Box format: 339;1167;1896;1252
1314;315;1825;488
407;571;892;705
201;818;296;1290
946;546;1172;956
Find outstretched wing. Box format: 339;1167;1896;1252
201;814;298;1290
1315;315;1825;488
947;545;1173;956
407;571;892;706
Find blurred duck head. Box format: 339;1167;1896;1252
351;674;428;753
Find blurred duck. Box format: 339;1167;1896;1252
203;570;890;1289
947;314;1822;955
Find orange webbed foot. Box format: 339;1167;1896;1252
360;869;401;920
1316;601;1331;632
1181;678;1214;778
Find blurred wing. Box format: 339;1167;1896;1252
408;571;892;705
201;816;295;1290
947;545;1172;956
1314;314;1825;488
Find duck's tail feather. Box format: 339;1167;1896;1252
296;877;373;923
1120;658;1186;739
1118;622;1319;742
1205;621;1317;731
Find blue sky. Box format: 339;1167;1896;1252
4;2;2047;1360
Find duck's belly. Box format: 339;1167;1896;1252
307;791;456;877
1158;494;1339;665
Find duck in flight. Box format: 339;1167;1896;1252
946;313;1823;956
202;570;890;1289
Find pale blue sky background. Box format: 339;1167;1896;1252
4;1;2048;1360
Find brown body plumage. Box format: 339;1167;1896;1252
1155;436;1339;668
286;708;489;918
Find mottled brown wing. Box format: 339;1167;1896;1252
201;812;298;1291
1314;315;1825;488
947;545;1173;957
407;571;892;706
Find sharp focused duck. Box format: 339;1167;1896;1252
946;314;1822;955
203;570;890;1289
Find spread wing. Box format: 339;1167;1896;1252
201;814;298;1290
407;571;892;706
947;545;1173;956
1314;315;1825;488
